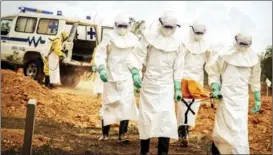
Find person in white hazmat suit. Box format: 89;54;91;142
177;22;212;147
94;13;139;143
129;11;185;155
205;33;262;154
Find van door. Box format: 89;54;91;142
69;24;97;63
36;18;60;58
100;26;113;42
63;22;78;62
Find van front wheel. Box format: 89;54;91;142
23;59;44;83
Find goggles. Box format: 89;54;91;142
235;36;252;46
115;23;129;28
159;18;180;29
190;26;205;35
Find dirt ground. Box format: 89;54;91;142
1;69;272;155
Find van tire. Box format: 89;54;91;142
23;59;45;83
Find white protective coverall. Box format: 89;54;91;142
44;31;68;85
48;50;61;84
94;72;104;94
205;33;261;154
95;13;139;126
130;11;185;140
177;22;212;127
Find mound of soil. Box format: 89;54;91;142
1;69;100;128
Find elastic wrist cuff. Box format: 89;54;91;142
98;65;105;73
131;68;139;75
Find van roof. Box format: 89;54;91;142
1;12;97;27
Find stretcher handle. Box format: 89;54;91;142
209;93;222;108
209;93;222;99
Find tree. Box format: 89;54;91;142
261;45;272;86
129;17;146;39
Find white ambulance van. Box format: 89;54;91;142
1;6;104;87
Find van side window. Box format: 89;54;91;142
15;17;37;33
76;25;86;40
1;19;12;35
75;26;96;41
37;19;59;35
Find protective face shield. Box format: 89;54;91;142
114;13;131;36
61;31;69;42
190;22;206;41
234;33;252;52
158;11;180;37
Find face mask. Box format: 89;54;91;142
159;26;175;37
193;34;203;41
236;45;249;52
116;28;129;36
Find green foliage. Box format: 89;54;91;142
129;17;145;38
261;45;272;83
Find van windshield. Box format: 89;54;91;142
1;19;13;35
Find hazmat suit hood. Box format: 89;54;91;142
143;11;182;52
185;21;210;54
107;13;138;48
220;33;258;67
114;13;131;36
233;33;252;52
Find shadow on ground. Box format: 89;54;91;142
1;116;142;155
2;116;213;154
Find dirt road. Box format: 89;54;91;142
1;69;272;154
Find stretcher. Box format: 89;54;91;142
181;78;222;108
